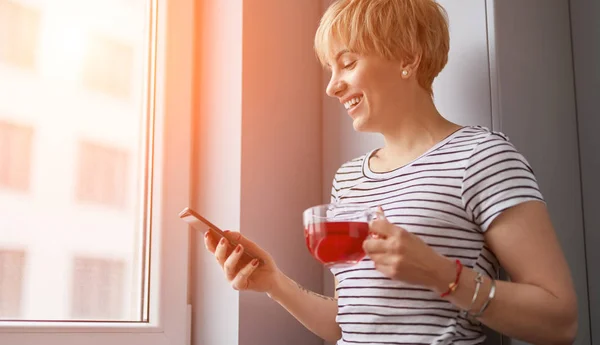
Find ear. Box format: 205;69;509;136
399;54;421;79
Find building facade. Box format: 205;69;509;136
0;0;149;321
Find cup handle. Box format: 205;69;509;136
365;208;381;222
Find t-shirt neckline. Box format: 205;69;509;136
362;126;469;180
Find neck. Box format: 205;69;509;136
378;93;460;161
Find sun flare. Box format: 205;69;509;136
38;9;87;81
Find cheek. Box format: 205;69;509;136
357;75;383;101
346;72;362;90
350;70;387;114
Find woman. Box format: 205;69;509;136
204;0;578;344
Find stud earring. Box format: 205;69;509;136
402;70;409;77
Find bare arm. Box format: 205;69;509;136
267;274;341;343
433;201;578;345
205;230;341;342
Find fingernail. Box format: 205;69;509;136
219;237;226;245
252;259;259;266
204;232;209;238
235;244;242;253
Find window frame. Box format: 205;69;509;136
0;0;193;343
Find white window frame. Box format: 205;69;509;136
0;0;193;343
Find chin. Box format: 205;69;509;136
352;116;376;133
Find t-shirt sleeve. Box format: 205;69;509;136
461;133;545;232
330;175;339;204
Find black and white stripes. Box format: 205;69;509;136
330;126;544;345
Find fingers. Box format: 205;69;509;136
224;231;264;257
205;230;263;291
370;251;402;266
223;244;245;280
364;226;407;255
204;231;218;253
205;229;239;254
373;262;397;278
231;258;260;290
214;237;231;266
363;237;387;254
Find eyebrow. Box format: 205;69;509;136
334;49;350;61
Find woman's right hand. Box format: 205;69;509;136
206;229;342;343
204;230;281;293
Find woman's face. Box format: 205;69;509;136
325;45;414;133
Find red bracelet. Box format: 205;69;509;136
440;259;462;298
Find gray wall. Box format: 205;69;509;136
491;0;592;344
192;1;324;345
570;0;600;343
239;1;324;345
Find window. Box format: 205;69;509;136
0;250;26;319
71;257;125;320
82;34;134;99
76;141;129;209
0;0;41;69
1;0;149;322
0;0;193;344
0;121;34;192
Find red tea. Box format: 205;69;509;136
304;221;370;266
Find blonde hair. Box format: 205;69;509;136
314;0;450;96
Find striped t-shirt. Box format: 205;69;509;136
329;126;544;345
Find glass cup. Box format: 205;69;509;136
303;203;378;268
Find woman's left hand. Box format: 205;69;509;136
363;207;452;290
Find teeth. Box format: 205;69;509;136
344;96;362;110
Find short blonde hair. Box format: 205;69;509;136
314;0;450;96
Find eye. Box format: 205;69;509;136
342;60;357;69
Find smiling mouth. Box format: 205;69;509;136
344;96;363;111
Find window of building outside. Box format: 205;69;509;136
71;257;126;320
0;0;41;70
0;121;34;192
76;141;129;209
0;0;193;344
82;34;134;99
0;250;26;319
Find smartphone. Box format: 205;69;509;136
178;207;260;266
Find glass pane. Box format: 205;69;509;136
0;0;154;322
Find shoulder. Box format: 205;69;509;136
330;152;370;200
462;126;534;174
460;128;543;231
456;125;511;147
438;126;517;164
333;153;369;179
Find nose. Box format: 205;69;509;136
326;72;345;98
